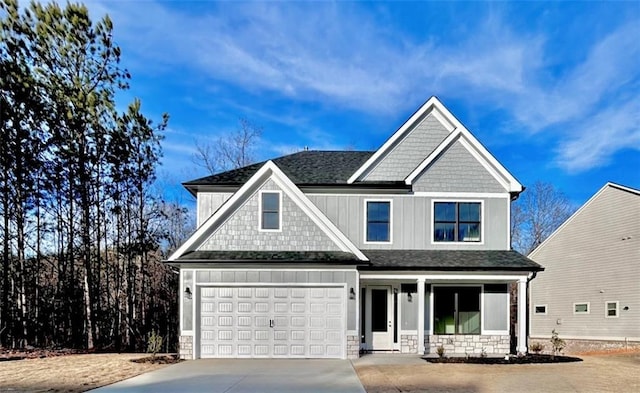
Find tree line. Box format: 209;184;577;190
0;0;191;351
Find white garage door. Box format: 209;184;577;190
199;286;345;358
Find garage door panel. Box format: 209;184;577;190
199;286;345;358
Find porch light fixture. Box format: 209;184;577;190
349;287;356;300
408;292;413;302
184;286;192;300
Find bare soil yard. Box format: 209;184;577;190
354;351;640;393
0;353;169;392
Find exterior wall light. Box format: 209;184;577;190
408;292;413;302
349;287;356;300
184;286;192;300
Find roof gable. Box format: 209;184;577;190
348;97;523;193
168;161;368;261
528;182;640;258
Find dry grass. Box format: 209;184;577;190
355;351;640;393
0;353;169;392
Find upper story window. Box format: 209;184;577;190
366;200;391;243
434;202;481;242
260;191;281;231
605;301;618;318
573;302;589;314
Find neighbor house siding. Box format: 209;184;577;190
199;180;340;252
194;268;358;331
412;140;505;193
530;186;640;340
197;192;233;227
308;194;510;250
363;114;450;181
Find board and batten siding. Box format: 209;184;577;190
308;194;510;250
363;114;450;181
197;192;233;227
194;269;358;331
530;185;640;340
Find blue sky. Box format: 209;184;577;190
86;1;639;206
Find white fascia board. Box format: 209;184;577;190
267;163;368;261
167;162;276;261
169;160;368;262
528;183;618;258
359;273;529;281
347;96;446;184
404;125;522;193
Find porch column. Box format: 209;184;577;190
417;278;425;354
517;277;527;354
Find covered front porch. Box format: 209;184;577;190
356;250;542;357
359;273;528;356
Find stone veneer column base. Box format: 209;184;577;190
347;335;360;359
426;335;510;355
401;334;418;353
179;335;193;360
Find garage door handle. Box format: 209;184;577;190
270;319;274;328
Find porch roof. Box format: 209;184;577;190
360;250;543;271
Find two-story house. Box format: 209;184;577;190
168;97;542;360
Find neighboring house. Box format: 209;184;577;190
529;183;640;352
168;97;542;360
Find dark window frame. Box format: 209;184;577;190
366;200;391;242
433;201;481;242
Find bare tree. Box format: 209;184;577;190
511;181;575;255
192;118;263;173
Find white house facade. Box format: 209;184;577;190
167;97;542;359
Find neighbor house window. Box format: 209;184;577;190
574;302;589;314
534;305;547;315
434;286;481;334
434;202;481;242
606;301;618;318
260;191;280;230
366;200;391;242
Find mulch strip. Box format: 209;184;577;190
0;347;88;362
130;354;182;364
424;354;582;364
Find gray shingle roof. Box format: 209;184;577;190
175;250;363;263
361;250;543;271
183;150;405;187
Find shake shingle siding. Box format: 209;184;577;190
199;179;340;252
413;140;505;193
363;114;450;181
530;184;640;340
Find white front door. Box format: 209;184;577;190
369;286;393;350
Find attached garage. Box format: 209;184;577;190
198;285;346;358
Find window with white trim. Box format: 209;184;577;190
534;305;547;315
434;202;481;242
366;200;391;242
605;301;619;318
574;302;589;314
260;192;280;230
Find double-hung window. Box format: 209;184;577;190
434;202;481;242
260;191;281;230
434;286;481;334
366;200;391;242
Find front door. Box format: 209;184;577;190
369;286;393;350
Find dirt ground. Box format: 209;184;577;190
354;351;640;393
0;353;168;393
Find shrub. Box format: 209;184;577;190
530;342;544;354
436;345;446;358
550;330;565;357
147;330;163;359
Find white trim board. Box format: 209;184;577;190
168;160;368;261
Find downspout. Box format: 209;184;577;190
525;271;538;351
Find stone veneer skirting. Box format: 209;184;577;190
401;334;418;353
426;334;510;355
347;335;360;359
179;335;193;359
529;337;640;355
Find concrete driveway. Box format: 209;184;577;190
91;358;365;393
